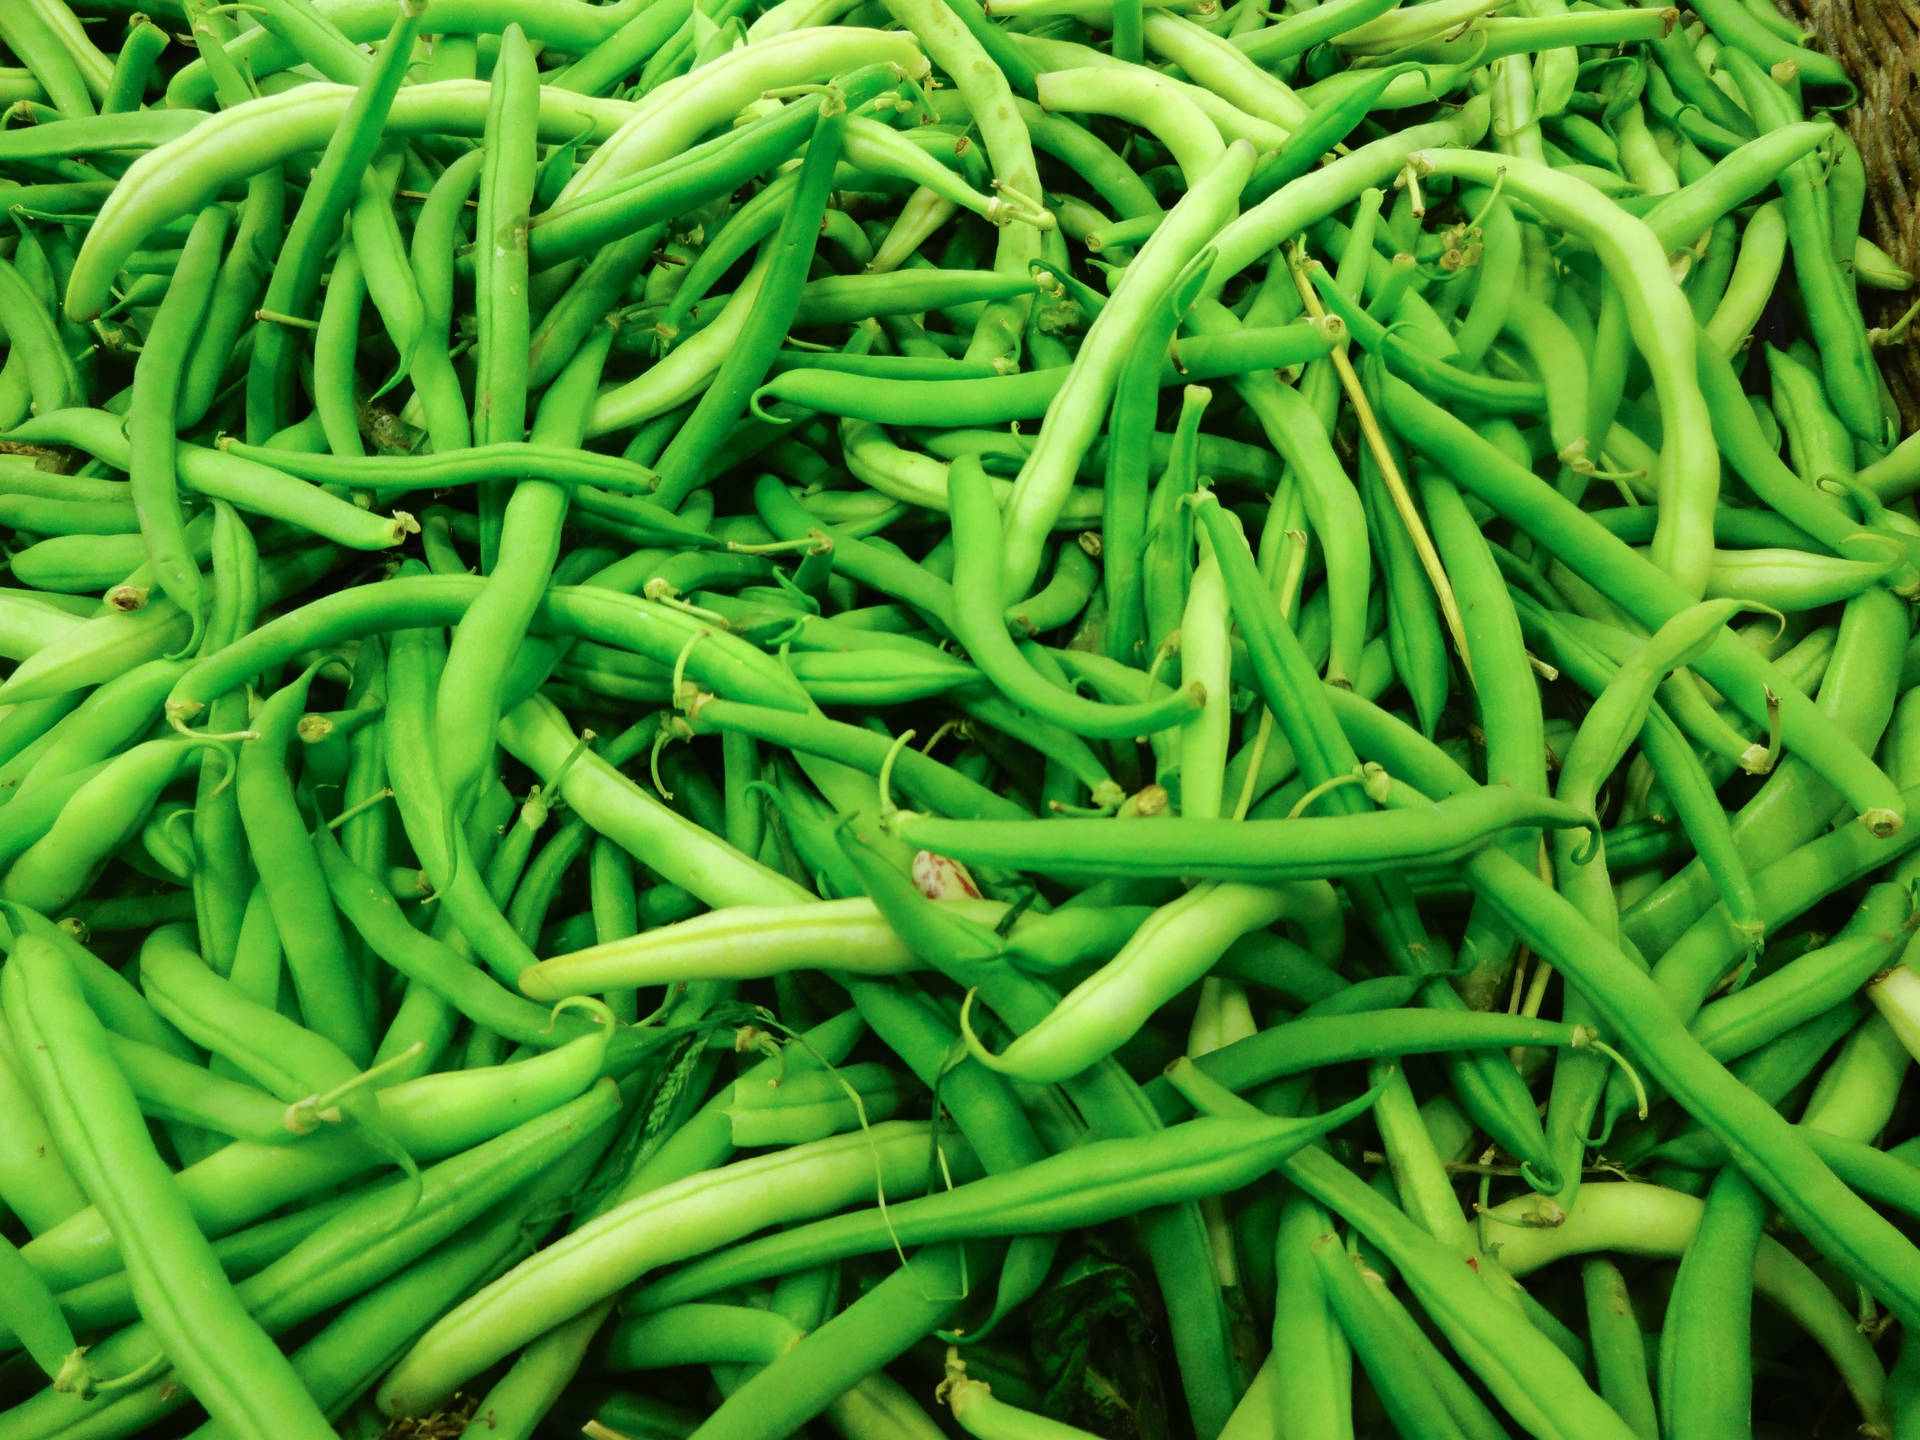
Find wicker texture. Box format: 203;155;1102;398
1778;0;1920;427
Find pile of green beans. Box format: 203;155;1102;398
1;0;1919;1437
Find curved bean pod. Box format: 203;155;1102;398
66;80;634;320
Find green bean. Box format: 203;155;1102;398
1254;75;1404;210
251;0;371;84
1138;1009;1586;1122
633;1093;1377;1313
0;491;143;535
500;698;812;914
1800;1009;1910;1143
11;1050;566;1300
757;324;1335;426
437;318;610;847
653;105;845;507
165;574;808;728
1642;123;1829;259
0;1229;83;1389
1008;541;1098;637
178;134;282;429
0;692;95;796
233;666;371;1062
0;260;79;416
348;155;422;394
1624;582;1909;964
1;1082;624;1440
10;658;185;806
0;764;112;871
0;5;95;119
751;476;953;629
1423;465;1546;1028
1695;539;1908;608
0;904;194;1063
399;146;483;451
1767;341;1863;492
1517;599;1760;962
588;251;777;432
1797;1125;1920;1222
375;1119;947;1415
682;1245;977;1440
0;598;86;667
838;974;1057;1332
610;1297;829;1374
128;205;228;638
1332;677;1898;1257
1586;503;1822;552
1650;24;1754;137
1102;256;1208;666
1177;514;1234;821
1689;0;1851;88
1382;373;1907;832
0;1018;87;1236
725;1062;911;1147
964;883;1333;1082
1631;833;1914;1083
1659;1166;1766;1436
1026;62;1245;172
554;0;695;92
1314;1237;1474;1440
949;457;1203;737
136;922;421;1167
63;79;627;324
194;1128;615;1438
1855;234;1914;289
8;409;415;549
470;20;541;571
310;239;368;459
684;697;1027;821
167;0;629;105
96;15;164;113
1200;494;1555;1177
1140;385;1206;668
1580;1260;1658;1440
1721;51;1882;443
563;28;926;199
520;895;1002;995
1174;1063;1638;1440
836;822;1244;1438
185;507;260;982
1361;438;1447;739
2;932;341;1440
655;180;798;348
1413;149;1721;595
1229;0;1385;60
0;107;196;166
1467;841;1920;1328
2;10;1912;1432
105;1032;292;1147
317;828;650;1056
9;516;216;596
1017;103;1156;217
1499;290;1591;463
1255;1196;1352;1440
886;776;1591;880
2;738;218;915
1486;1181;1889;1431
241;4;425;442
506;812;595;944
936;1330;1099;1440
999;141;1255;599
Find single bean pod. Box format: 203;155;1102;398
631;1094;1380;1311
